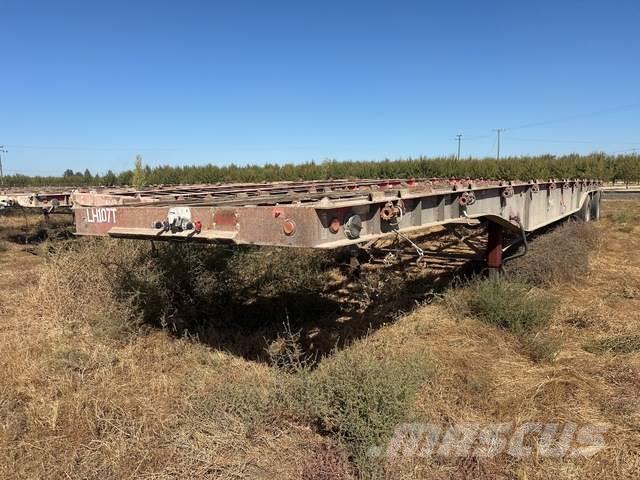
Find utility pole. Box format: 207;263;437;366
455;134;462;160
0;146;6;185
492;129;503;160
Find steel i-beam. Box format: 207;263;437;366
70;179;602;258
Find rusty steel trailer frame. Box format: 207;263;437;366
0;187;76;212
1;180;419;211
70;178;603;272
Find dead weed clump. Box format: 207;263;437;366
170;330;430;479
445;278;558;363
505;221;601;286
450;279;557;335
258;324;433;477
298;340;431;477
28;239;333;342
301;443;353;480
30;238;145;340
563;303;609;330
0;211;74;244
190;364;277;429
519;332;562;363
109;243;333;333
620;284;640;299
608;205;639;232
226;247;332;298
584;334;640;355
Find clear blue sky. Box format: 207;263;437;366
1;0;639;176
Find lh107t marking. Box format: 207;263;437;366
85;207;118;224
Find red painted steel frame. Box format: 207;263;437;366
70;178;602;254
486;221;504;269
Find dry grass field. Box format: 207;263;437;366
0;200;638;479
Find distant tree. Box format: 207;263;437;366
615;154;640;187
103;169;117;186
144;165;152;183
118;170;134;185
9;154;637;187
132;154;146;188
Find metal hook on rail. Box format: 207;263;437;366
502;217;528;266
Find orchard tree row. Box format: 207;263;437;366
3;153;639;188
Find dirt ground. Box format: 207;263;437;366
0;200;638;479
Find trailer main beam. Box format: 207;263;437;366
70;178;602;249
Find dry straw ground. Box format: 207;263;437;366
0;200;638;479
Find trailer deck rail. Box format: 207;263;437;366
68;178;602;270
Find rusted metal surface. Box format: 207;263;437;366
70;178;603;251
71;179;424;207
486;221;504;270
0;187;75;211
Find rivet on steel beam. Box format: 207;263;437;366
283;219;296;236
329;217;341;233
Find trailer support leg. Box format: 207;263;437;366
486;221;503;278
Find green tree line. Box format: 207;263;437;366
2;153;639;188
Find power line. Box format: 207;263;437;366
463;133;492;141
455;134;462;160
454;101;640;150
611;147;639;155
506;136;640;146
503;101;640;132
